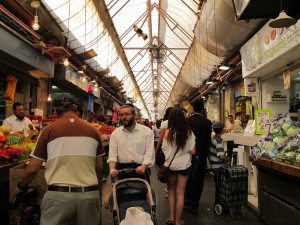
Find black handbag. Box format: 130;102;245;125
155;149;165;167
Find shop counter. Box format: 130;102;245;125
221;133;260;195
0;162;24;225
251;157;300;225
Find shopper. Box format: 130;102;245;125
144;118;152;130
154;119;161;149
208;121;227;209
14;103;104;225
163;108;196;225
185;100;212;214
3;102;34;133
108;104;155;180
155;107;174;155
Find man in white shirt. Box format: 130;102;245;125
3;102;34;133
108;104;155;180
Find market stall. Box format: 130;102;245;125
250;157;300;225
0;125;38;225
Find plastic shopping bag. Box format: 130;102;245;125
101;175;112;209
120;207;153;225
5;75;17;100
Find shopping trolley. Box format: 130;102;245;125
214;165;248;218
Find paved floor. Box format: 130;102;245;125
101;166;263;225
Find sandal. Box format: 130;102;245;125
177;220;185;225
166;219;175;225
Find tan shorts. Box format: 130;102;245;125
40;190;100;225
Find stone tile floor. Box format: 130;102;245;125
100;166;263;225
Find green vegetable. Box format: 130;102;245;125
286;125;300;136
6;136;23;146
273;136;286;146
284;151;296;160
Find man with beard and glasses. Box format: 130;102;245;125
107;104;155;181
3;102;34;133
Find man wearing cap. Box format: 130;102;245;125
14;103;104;225
185;100;212;214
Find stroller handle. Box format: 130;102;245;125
118;167;136;174
111;167;137;183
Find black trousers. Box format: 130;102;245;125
185;160;206;209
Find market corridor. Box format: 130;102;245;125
100;166;262;225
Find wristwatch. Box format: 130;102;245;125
16;180;27;190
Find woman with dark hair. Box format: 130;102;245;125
155;107;174;154
163;108;196;225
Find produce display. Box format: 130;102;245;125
0;120;115;167
251;114;300;167
0;125;37;166
91;123;115;143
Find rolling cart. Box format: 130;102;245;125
214;165;248;218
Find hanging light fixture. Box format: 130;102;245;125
32;14;39;30
47;94;52;102
269;11;297;28
94;83;99;91
63;58;69;66
269;0;297;28
31;1;40;31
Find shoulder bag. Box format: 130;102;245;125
157;148;179;183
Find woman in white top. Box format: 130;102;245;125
162;108;196;225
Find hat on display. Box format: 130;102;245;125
213;121;224;129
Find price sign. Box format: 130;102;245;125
264;118;278;133
254;109;272;134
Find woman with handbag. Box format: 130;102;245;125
161;108;196;225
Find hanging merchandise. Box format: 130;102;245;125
86;86;94;111
111;107;118;123
4;75;18;101
283;70;291;90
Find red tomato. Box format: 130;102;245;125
0;136;7;144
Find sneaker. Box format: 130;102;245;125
164;188;168;193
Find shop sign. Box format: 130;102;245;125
244;78;258;96
240;20;300;78
254;109;272;134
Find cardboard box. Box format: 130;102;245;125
9;163;47;202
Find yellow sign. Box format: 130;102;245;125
182;101;193;114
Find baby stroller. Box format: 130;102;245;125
110;168;158;225
11;188;40;225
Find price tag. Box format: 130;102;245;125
254;109;272;134
264;118;278;133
